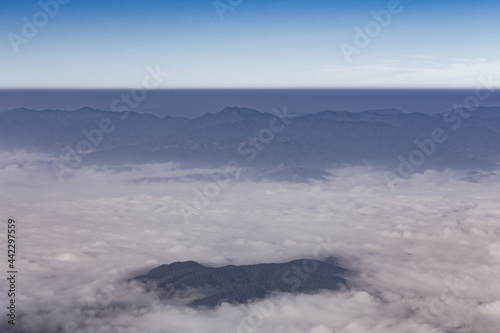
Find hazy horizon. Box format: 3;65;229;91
3;89;500;117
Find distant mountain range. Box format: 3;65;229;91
1;106;499;178
135;257;348;307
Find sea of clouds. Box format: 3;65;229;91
1;150;500;333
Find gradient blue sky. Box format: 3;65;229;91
1;0;499;88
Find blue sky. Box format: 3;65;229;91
1;0;499;88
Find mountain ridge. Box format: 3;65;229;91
1;106;500;175
135;257;348;307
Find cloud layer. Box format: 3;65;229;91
1;151;500;332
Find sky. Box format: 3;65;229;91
1;151;500;332
1;0;500;89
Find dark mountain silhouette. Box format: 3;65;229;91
1;106;500;177
135;257;348;307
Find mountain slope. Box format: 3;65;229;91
136;257;348;307
1;106;500;172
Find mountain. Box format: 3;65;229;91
1;106;500;175
363;108;405;115
135;257;348;307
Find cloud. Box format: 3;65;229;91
318;61;500;88
451;58;486;63
1;152;500;332
400;55;437;59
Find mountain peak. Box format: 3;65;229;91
362;108;404;115
136;257;347;307
219;106;261;115
74;106;103;113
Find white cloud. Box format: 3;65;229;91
1;152;499;332
400;55;437;59
318;61;500;88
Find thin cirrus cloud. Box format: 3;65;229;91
0;0;499;88
318;60;500;88
1;151;500;332
400;55;437;59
